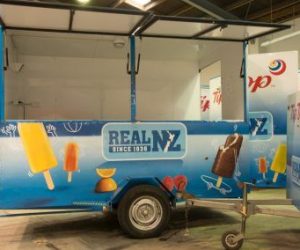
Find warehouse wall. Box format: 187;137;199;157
136;38;200;120
4;34;201;121
249;17;300;89
11;55;131;120
198;42;244;121
136;60;200;120
258;17;300;66
200;61;221;85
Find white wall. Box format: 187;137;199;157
200;61;221;85
198;42;244;120
5;32;201;121
14;56;130;120
137;60;200;120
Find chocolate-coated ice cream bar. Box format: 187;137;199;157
212;134;243;187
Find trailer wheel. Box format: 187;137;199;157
222;230;244;250
117;185;171;238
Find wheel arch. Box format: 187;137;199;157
109;177;176;210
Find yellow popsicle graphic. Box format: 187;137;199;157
18;123;57;190
270;144;287;183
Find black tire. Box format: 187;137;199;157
117;185;171;238
222;230;244;250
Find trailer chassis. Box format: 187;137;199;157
186;183;300;249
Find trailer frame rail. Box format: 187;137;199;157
186;183;300;249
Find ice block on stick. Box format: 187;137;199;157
64;142;79;183
259;157;267;179
270;144;287;183
18;123;57;190
212;134;243;188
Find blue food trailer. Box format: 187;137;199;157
0;1;299;248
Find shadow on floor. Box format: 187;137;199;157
257;229;300;249
21;207;238;240
15;207;300;250
170;207;239;229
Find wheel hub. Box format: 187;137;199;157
226;234;238;247
129;196;163;231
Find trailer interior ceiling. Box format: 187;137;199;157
0;1;288;40
0;0;290;121
1;0;298;23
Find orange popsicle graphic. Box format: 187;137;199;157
18;123;57;190
64;142;79;183
258;157;267;179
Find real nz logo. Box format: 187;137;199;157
108;130;181;153
249;112;273;140
102;123;187;161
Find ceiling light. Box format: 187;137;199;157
113;38;126;48
125;0;151;10
77;0;90;4
260;30;300;47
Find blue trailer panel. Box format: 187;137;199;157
0;120;250;210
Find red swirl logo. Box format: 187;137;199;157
269;59;286;76
249;58;287;93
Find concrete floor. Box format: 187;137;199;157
1;189;300;250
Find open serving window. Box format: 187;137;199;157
0;0;290;122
